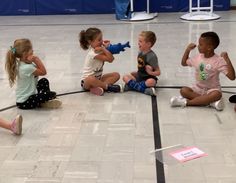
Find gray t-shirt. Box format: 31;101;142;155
137;50;158;79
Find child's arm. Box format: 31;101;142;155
221;52;236;80
146;65;160;76
182;43;196;66
27;55;47;76
94;47;114;63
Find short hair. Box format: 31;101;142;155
201;31;220;49
140;31;156;47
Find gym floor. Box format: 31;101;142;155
0;11;236;183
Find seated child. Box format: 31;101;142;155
5;39;62;109
170;32;235;111
122;31;160;96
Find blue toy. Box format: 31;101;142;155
107;41;130;54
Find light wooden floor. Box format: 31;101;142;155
0;11;236;183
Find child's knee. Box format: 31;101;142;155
113;72;120;80
145;79;156;87
122;75;131;83
180;87;190;96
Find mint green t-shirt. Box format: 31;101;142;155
16;62;37;103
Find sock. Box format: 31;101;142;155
127;80;147;93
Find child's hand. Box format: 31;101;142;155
220;52;229;60
145;65;153;75
187;43;196;51
26;55;38;63
103;40;110;48
94;46;103;53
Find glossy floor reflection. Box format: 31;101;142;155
0;11;236;183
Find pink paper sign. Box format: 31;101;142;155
170;146;207;162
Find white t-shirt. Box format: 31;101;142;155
81;47;104;80
16;62;37;103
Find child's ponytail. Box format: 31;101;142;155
79;27;102;50
5;39;32;87
79;30;89;50
5;48;18;87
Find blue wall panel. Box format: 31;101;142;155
157;0;179;12
0;0;35;15
134;0;159;12
0;0;231;16
35;0;83;15
178;0;230;12
82;0;115;14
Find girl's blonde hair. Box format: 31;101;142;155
79;27;102;50
5;39;32;87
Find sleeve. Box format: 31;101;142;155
21;64;36;77
186;54;201;67
147;52;158;68
217;57;228;75
88;49;99;60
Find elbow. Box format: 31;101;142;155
108;58;114;63
228;74;236;81
42;70;47;75
230;76;236;81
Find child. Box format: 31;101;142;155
122;31;160;96
5;39;62;109
79;27;122;96
0;115;22;135
170;32;235;111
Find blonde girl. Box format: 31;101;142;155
79;27;122;96
5;39;61;109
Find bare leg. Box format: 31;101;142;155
186;90;222;106
180;87;201;100
101;72;120;85
83;76;108;90
145;78;156;87
0;118;11;130
123;72;137;83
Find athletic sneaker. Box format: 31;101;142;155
41;99;62;109
144;87;156;96
49;91;57;100
107;84;123;93
210;98;224;111
170;96;187;107
11;114;23;135
123;84;132;92
229;95;236;103
90;87;104;96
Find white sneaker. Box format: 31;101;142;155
170;96;187;107
11;114;23;135
144;87;156;96
210;99;224;111
41;99;62;109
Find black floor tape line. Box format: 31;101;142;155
151;96;166;183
